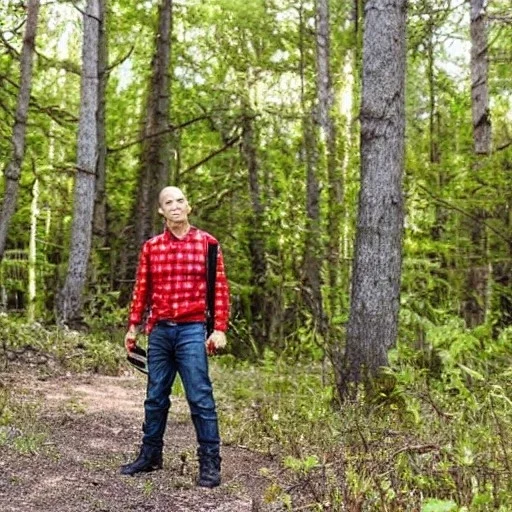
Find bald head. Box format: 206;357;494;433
159;186;186;206
158;186;192;228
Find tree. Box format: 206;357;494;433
0;0;40;260
315;0;342;316
299;1;326;337
340;0;407;394
92;0;108;245
123;0;173;294
462;0;492;327
241;109;268;348
56;0;101;325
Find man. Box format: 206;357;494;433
120;186;229;488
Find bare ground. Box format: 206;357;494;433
0;367;282;512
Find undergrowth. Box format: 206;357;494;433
0;313;123;375
212;323;512;511
1;313;511;510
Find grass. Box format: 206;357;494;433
0;387;51;456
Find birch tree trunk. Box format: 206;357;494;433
463;0;491;327
56;0;100;325
340;0;407;394
27;178;39;322
0;0;40;260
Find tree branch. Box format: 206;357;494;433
497;140;512;151
71;2;101;24
35;49;81;74
417;184;511;244
106;45;134;72
181;135;241;175
107;115;215;153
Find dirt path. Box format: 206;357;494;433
0;370;278;511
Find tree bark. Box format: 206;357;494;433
93;0;108;245
463;0;492;328
56;0;100;325
341;0;407;394
133;0;172;242
315;0;342;316
241;110;268;349
299;2;326;336
0;0;40;260
121;0;173;298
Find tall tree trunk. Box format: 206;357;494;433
93;0;108;245
133;0;172;242
315;0;342;316
299;2;326;335
340;0;407;395
425;15;445;339
0;0;40;260
121;0;173;298
56;0;100;325
241;110;267;349
462;0;492;328
302;111;326;331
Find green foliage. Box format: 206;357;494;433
211;320;512;510
0;314;124;375
421;499;457;512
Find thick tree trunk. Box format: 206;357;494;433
341;0;407;394
133;0;172;242
0;0;40;260
56;0;100;325
241;111;268;348
93;0;108;245
463;0;491;328
121;0;173;299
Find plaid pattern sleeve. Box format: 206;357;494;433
214;245;230;332
128;241;150;328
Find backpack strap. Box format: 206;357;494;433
204;236;218;338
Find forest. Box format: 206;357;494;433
0;0;511;510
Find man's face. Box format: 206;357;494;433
158;187;190;224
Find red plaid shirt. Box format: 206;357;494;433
128;227;230;333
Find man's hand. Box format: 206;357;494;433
125;325;138;352
206;330;227;355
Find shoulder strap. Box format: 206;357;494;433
205;239;218;338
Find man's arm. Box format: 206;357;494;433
213;245;230;332
125;243;150;351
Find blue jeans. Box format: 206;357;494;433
142;321;220;455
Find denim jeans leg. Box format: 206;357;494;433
142;325;177;448
175;323;220;455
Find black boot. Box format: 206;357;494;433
120;445;163;475
197;448;221;488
